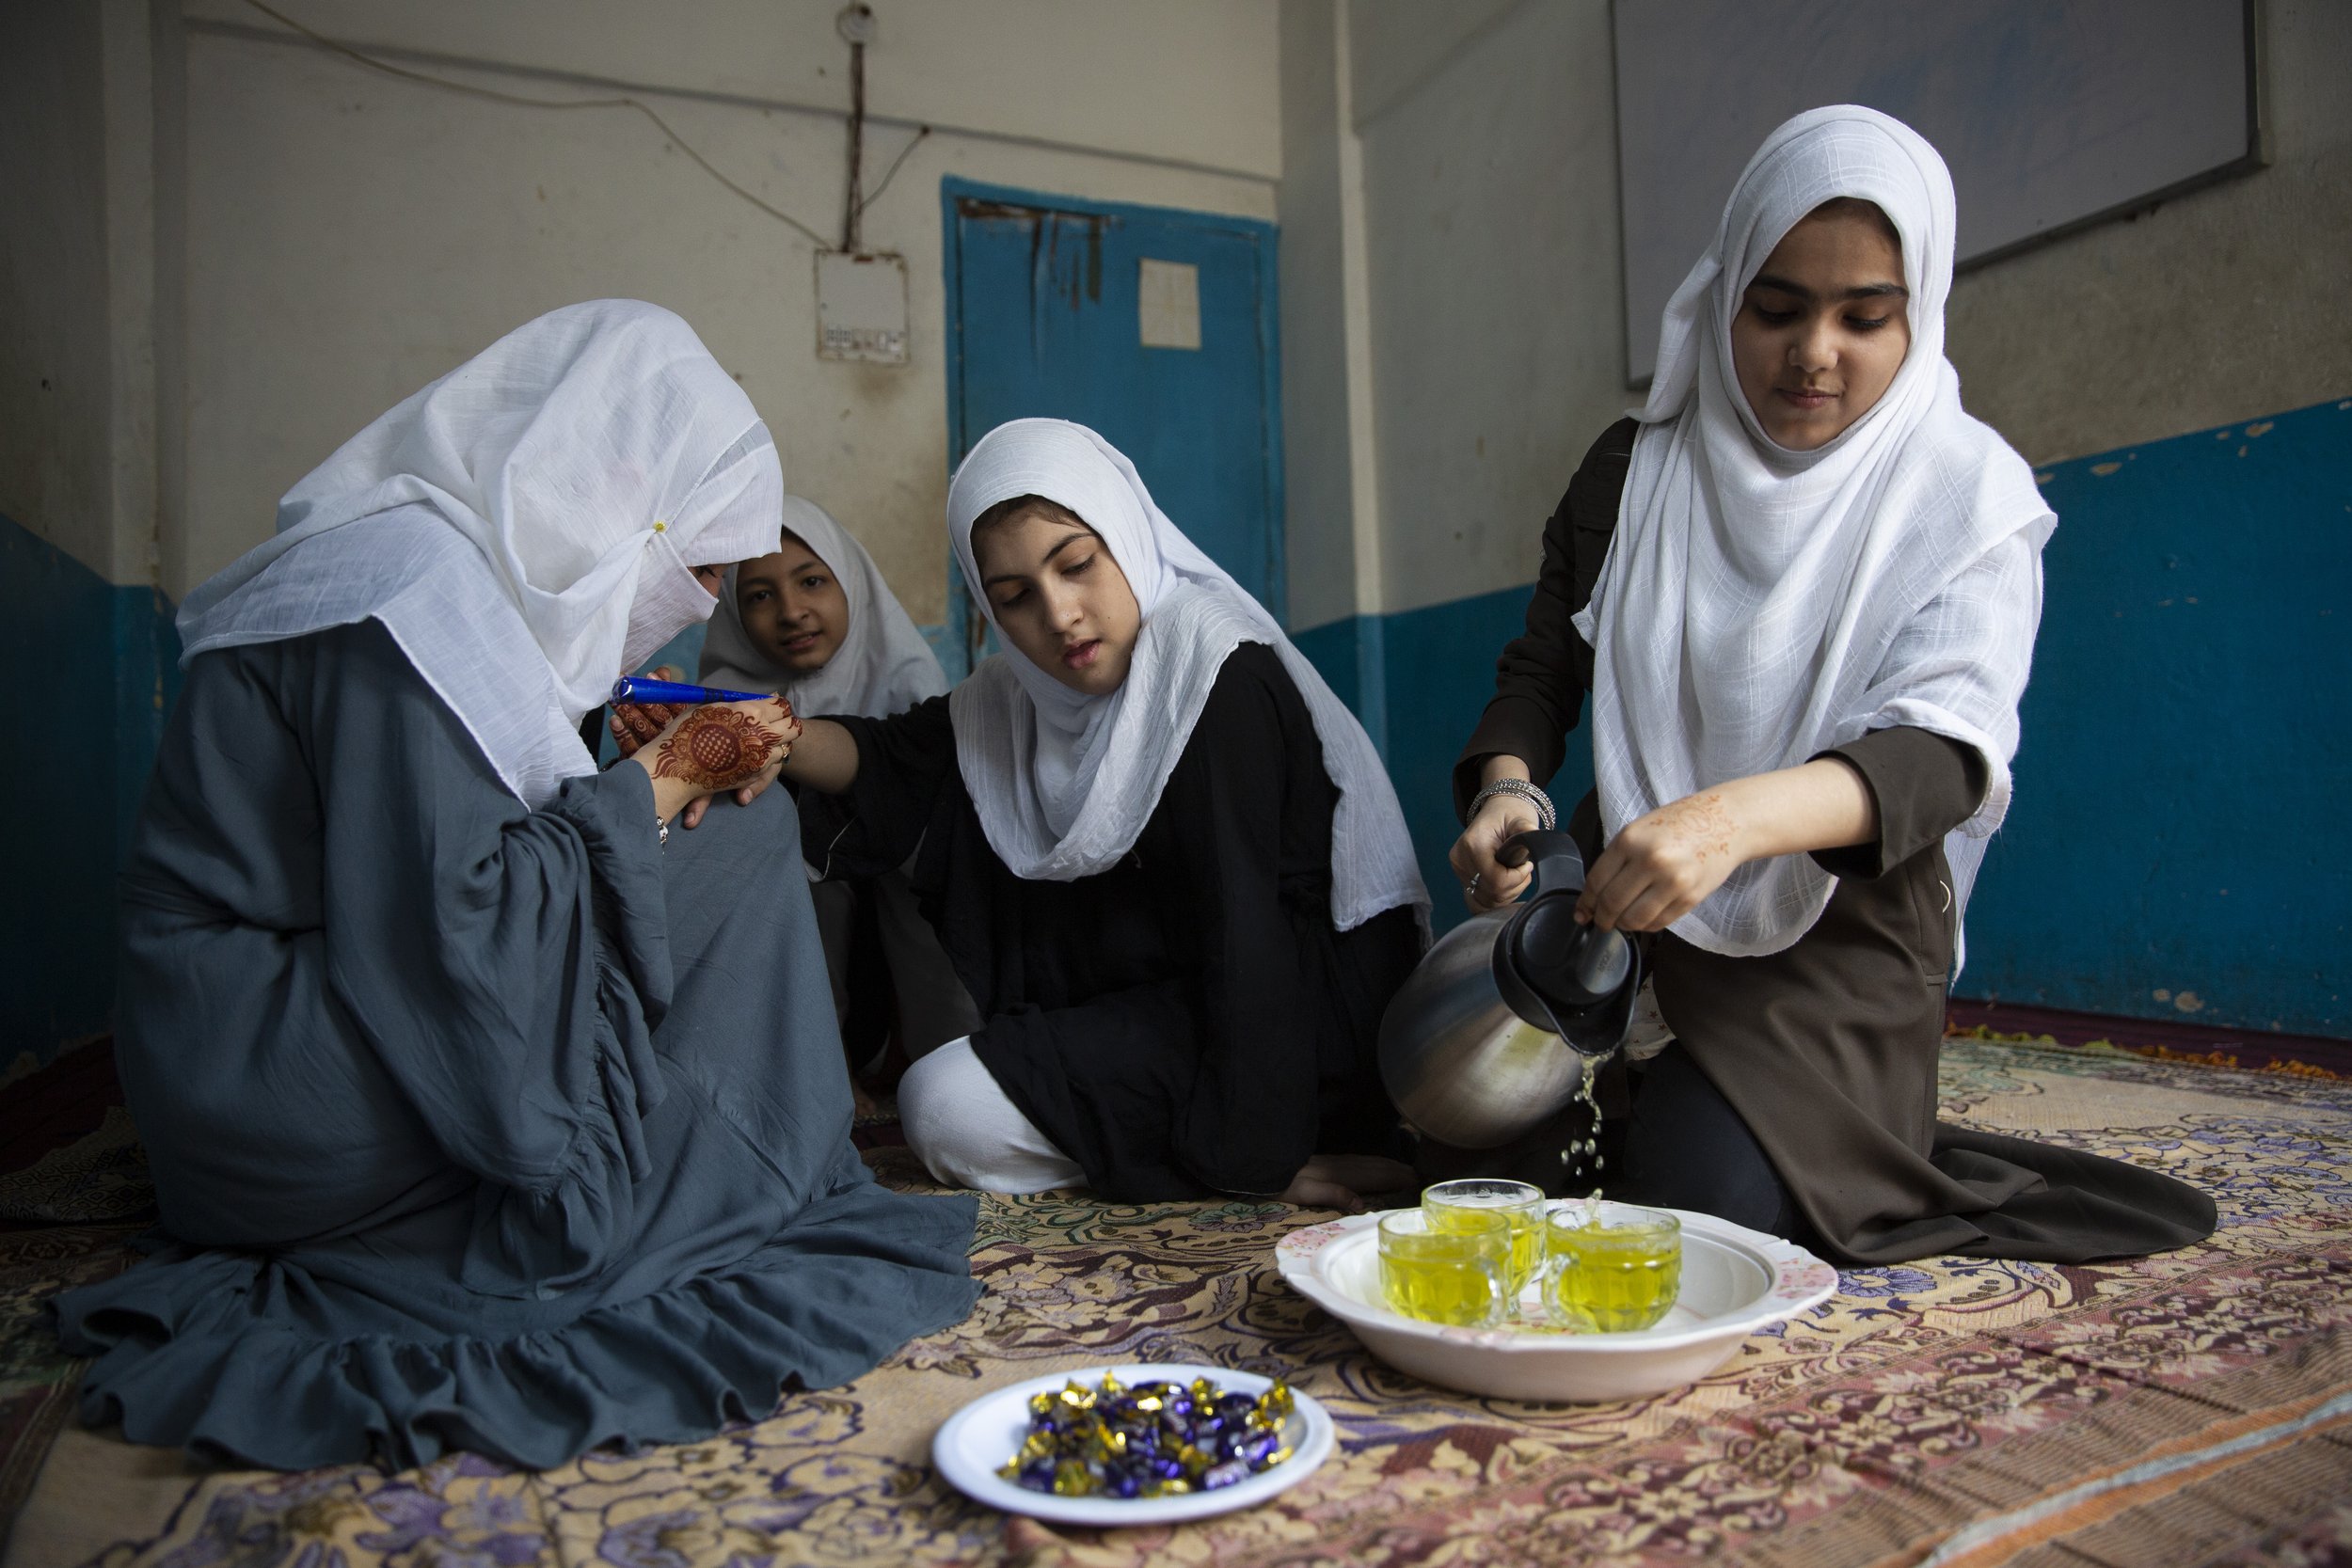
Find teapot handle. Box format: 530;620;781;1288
1497;829;1588;898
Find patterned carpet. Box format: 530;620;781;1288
6;1035;2351;1568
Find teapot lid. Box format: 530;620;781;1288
1489;831;1645;1058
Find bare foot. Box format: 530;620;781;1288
1278;1154;1417;1212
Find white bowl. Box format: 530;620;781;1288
1275;1201;1838;1402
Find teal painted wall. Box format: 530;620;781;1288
1;514;180;1060
1300;394;2349;1037
1296;582;1577;939
1962;396;2349;1035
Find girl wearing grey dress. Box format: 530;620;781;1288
52;301;979;1469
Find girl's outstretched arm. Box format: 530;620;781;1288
612;665;863;828
773;718;859;794
663;719;859;829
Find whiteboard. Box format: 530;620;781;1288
1613;0;2260;384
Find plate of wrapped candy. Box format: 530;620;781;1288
930;1364;1335;1526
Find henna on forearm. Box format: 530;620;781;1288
647;705;790;792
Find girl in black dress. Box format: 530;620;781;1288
772;419;1430;1208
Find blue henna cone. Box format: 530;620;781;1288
609;677;774;705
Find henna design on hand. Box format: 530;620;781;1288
648;705;788;792
1651;791;1737;862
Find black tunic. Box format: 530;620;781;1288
815;641;1422;1201
1452;420;2216;1264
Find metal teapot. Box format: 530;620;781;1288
1378;831;1644;1148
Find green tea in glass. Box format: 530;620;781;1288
1544;1203;1682;1333
1422;1179;1547;1307
1377;1208;1509;1327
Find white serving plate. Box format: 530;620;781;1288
931;1362;1335;1528
1275;1201;1838;1402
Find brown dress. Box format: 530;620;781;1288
1454;419;2216;1264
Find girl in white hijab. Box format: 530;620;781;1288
1447;108;2213;1264
59;302;980;1470
692;496;972;1069
699;495;948;721
768;419;1429;1210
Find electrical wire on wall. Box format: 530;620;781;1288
238;0;930;250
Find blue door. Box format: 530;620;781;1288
939;179;1283;676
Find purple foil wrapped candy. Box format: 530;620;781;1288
998;1371;1296;1498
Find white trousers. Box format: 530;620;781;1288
897;1037;1087;1194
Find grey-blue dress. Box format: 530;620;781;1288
51;620;979;1470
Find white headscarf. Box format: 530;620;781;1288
1572;106;2054;958
175;300;782;809
699;495;948;720
946;420;1427;932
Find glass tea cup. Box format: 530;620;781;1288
1422;1179;1547;1305
1543;1203;1682;1333
1377;1208;1510;1328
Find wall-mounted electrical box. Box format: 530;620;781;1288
816;250;909;364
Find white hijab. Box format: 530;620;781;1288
699;495;948;719
946;420;1427;932
1573;106;2054;958
175;299;783;808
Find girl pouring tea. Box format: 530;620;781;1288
1447;106;2214;1265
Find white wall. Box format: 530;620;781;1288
166;0;1281;618
1276;0;1351;634
0;1;155;588
1347;0;1522;130
40;0;2342;626
1277;0;1385;637
1322;0;2352;621
1944;0;2352;465
0;3;108;562
183;0;1283;183
1354;0;1622;617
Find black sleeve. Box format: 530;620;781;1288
1810;727;1991;879
806;696;957;877
1155;647;1327;1195
1452;418;1638;819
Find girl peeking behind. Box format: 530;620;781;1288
692;499;977;1072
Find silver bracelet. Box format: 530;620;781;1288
1470;777;1557;832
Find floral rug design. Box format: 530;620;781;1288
8;1037;2350;1568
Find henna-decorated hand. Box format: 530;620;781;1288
631;694;801;826
1575;789;1746;933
